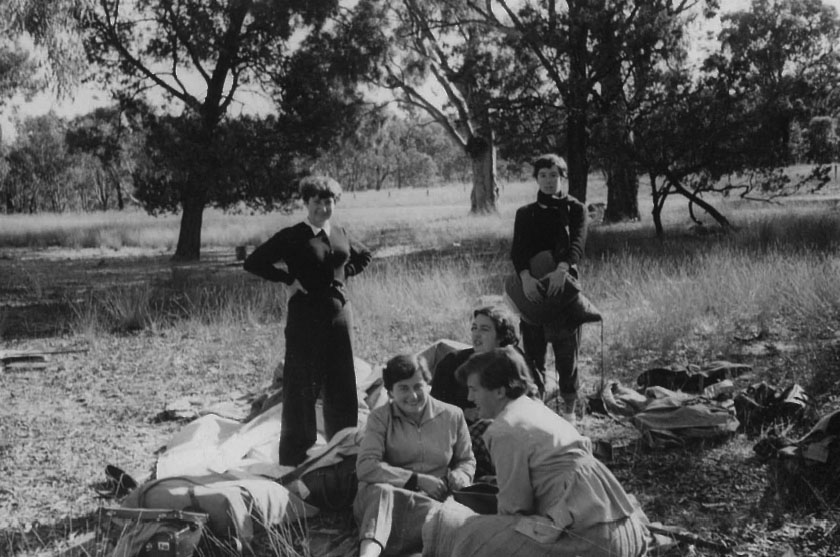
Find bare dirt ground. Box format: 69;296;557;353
1;246;839;556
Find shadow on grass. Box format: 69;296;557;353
0;508;361;557
0;510;102;557
806;342;840;406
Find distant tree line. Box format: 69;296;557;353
1;0;840;258
0;107;495;214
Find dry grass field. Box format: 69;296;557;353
2;175;840;556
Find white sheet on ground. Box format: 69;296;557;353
155;344;470;480
156;356;384;479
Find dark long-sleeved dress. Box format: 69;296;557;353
510;195;587;398
244;221;371;465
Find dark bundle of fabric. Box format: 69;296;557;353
635;361;751;393
734;382;809;433
759;409;840;510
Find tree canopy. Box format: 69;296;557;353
344;0;539;213
3;0;840;241
83;0;377;260
0;0;91;101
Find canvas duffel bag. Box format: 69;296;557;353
101;507;209;557
120;473;316;550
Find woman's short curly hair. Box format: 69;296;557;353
454;346;532;399
299;175;342;202
382;354;432;391
473;305;519;347
531;154;567;179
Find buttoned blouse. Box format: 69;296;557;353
485;396;636;532
356;396;475;489
304;219;331;237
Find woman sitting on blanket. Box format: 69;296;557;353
354;354;476;557
422;346;648;557
430;305;543;479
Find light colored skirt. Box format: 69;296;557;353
354;482;440;556
422;499;648;557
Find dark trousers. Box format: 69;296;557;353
520;319;581;400
279;293;358;466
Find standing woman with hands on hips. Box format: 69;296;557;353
243;175;372;466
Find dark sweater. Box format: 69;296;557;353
430;348;476;412
510;195;587;274
431;346;545;412
243;222;371;294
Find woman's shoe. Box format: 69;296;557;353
562;398;577;424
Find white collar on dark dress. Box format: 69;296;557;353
305;219;331;237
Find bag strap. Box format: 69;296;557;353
136;476;207;510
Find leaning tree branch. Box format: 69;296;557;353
665;171;732;229
493;0;569;99
202;0;251;124
403;0;474;135
386;67;467;149
93;0;201;111
163;2;211;84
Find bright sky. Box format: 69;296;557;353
0;75;276;141
3;0;840;141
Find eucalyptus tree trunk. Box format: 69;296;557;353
605;158;639;222
172;114;215;261
566;0;590;203
173;193;206;262
468;134;498;214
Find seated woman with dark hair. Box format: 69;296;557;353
422;346;648;557
354;354;475;557
430;305;543;478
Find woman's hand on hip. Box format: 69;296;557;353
416;474;448;501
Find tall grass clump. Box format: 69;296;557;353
173;278;287;328
70;275;287;335
71;285;161;333
584;209;840;367
735;207;840;254
259;515;313;557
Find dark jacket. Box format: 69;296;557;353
244;222;371;296
511;195;587;275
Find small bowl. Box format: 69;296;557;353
452;483;499;514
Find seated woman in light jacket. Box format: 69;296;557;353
354;354;476;557
422;346;648;557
